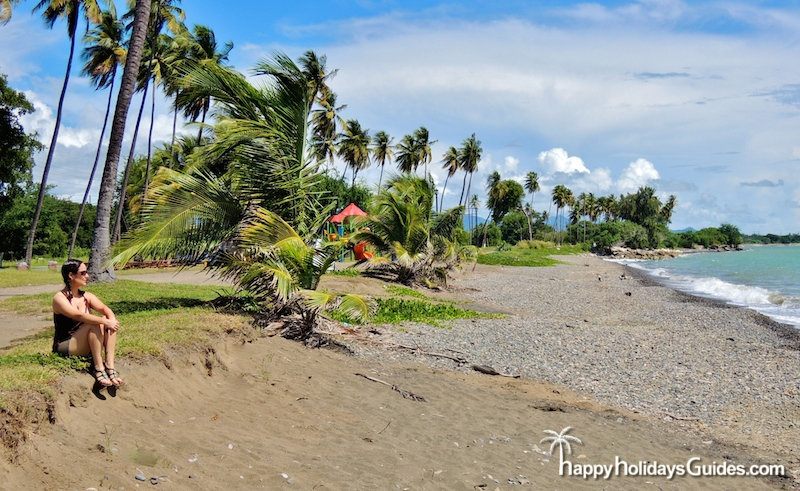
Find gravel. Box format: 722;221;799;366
349;254;800;459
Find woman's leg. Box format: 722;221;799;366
68;324;106;371
102;329;123;385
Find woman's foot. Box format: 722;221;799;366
93;368;113;388
105;367;123;386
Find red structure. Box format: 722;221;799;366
329;202;367;223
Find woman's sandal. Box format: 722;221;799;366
93;368;113;388
105;368;123;386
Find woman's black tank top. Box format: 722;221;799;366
52;290;89;352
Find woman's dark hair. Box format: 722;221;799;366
61;259;84;288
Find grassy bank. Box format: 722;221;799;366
0;281;241;409
477;244;584;267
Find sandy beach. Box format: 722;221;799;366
0;256;797;489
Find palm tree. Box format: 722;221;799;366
469;194;479;243
438;146;459;213
551;184;569;243
524;171;539;208
298;50;337;114
395;133;419;174
111;52;334;270
457;133;481;207
660;194;677;222
174;24;233;144
413;126;434;176
25;0;102;265
113;0;185;242
310;92;345;175
540;427;582;465
371;130;393;190
88;0;151;280
0;0;20;24
337;119;370;189
481;171;502;246
67;6;126;258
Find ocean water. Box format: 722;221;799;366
617;245;800;327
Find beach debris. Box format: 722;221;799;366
619;273;627;280
188;454;198;463
664;412;700;422
392;343;467;364
625;291;632;296
354;373;427;402
471;365;520;378
150;477;159;485
134;472;146;481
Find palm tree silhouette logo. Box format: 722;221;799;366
540;427;583;464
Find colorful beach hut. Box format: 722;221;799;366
327;203;372;261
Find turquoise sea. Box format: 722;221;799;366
621;245;800;327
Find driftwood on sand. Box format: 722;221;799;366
355;373;427;402
471;364;520;378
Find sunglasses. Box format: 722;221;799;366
76;271;89;276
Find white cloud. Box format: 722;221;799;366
504;155;519;171
618;158;660;192
538;148;589;174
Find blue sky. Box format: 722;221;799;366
2;0;800;233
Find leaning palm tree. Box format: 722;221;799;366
412;126;435;177
112;0;186;242
88;0;151;280
310;91;346;174
371;130;393;190
0;0;20;24
67;5;126;258
174;24;233;144
524;171;539;208
111;53;333;270
395;133;419;174
457;133;481;207
298;50;337;114
337;119;370;189
551;184;569;243
439;146;459;213
25;0;103;265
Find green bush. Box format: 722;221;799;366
516;239;556;250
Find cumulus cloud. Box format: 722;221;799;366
538;148;589;174
504;156;519;171
617;158;660;192
20;91;95;149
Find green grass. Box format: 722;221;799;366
477;244;584;267
0;268;62;288
324;267;361;277
384;284;427;299
332;296;499;327
0;280;243;408
0;280;223;317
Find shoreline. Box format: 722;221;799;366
620;261;800;350
350;254;800;481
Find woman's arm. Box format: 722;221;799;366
85;292;115;320
52;293;108;327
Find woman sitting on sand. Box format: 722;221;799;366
52;259;123;387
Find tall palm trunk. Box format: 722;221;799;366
465;171;474;209
89;0;151;281
171;95;178;152
377;163;384;190
458;171;468;207
68;71;116;258
142;80;156;213
25;20;77;265
196;100;208;144
112;84;149;243
350;167;357;189
439;174;449;212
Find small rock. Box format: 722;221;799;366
135;473;146;482
281;473;290;479
16;261;28;271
